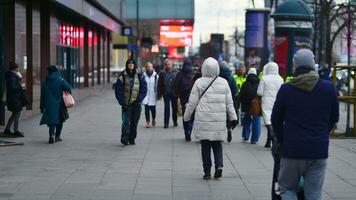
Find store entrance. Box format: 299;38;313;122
57;46;80;88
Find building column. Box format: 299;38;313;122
40;0;50;83
26;0;33;110
107;31;111;83
84;21;89;87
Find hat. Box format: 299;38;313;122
47;65;59;73
247;68;257;75
293;49;315;70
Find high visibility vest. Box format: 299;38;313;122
285;76;293;83
233;74;246;93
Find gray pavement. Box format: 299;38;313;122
0;90;356;200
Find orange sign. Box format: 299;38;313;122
160;25;193;47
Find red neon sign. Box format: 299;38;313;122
160;25;193;47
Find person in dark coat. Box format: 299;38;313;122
4;62;26;137
174;59;195;141
115;58;147;145
40;65;72;144
319;63;331;81
219;61;238;143
272;49;339;200
157;59;179;128
239;68;261;144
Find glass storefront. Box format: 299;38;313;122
14;0;27;85
33;5;41;102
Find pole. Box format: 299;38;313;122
136;0;140;66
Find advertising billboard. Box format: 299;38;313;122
159;25;193;47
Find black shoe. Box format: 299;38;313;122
121;138;129;145
174;122;178;127
227;130;232;143
14;131;24;137
264;140;271;148
185;133;191;142
129;139;135;145
3;129;16;137
55;137;63;142
164;125;169;129
214;167;223;179
49;137;54;144
203;174;211;180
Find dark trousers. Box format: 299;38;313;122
144;105;156;123
182;104;193;134
163;94;178;126
122;104;141;141
201;140;223;174
266;125;273;143
49;123;63;138
5;111;21;132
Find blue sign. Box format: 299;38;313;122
121;26;133;36
245;13;264;48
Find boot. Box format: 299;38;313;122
264;140;271;148
121;138;129;145
152;120;156;127
14;131;24;137
49;136;54;144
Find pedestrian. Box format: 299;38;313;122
40;65;72;144
174;59;195;141
142;62;158;128
233;65;246;93
184;57;238;180
115;58;147;145
239;68;261;144
272;49;339;200
4;62;28;137
219;61;238;142
319;62;331;81
157;59;179;128
257;62;284;148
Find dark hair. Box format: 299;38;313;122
9;62;19;71
47;65;59;73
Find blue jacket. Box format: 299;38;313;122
115;71;147;106
272;78;339;159
40;72;72;126
219;66;237;97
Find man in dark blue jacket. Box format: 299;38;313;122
272;49;339;200
115;59;147;145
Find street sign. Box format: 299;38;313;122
121;26;132;36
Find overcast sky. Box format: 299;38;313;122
193;0;264;47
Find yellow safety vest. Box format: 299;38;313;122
285;76;293;83
233;74;246;93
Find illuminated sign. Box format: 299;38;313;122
159;25;193;47
59;24;83;47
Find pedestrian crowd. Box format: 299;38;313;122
2;48;339;200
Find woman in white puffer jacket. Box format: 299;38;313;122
257;62;284;148
184;57;237;180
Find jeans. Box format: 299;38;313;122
242;113;261;143
144;105;156;123
122;104;142;141
278;158;327;200
201;140;223;174
5;111;21;132
49;123;63;138
163;93;178;126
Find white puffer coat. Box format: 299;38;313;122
184;57;237;141
142;71;158;106
257;62;284;125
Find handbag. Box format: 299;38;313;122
250;96;262;117
63;91;75;108
191;76;218;120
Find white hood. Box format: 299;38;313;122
201;57;219;77
263;62;279;75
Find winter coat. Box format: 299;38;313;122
272;71;339;159
157;69;178;98
257;62;284;125
239;74;259;113
142;71;158;106
5;71;24;112
219;66;237;97
184;58;237;141
174;62;195;105
40;72;72;126
115;70;147;106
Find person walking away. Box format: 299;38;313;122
174;59;195;141
184;57;238;180
4;62;27;137
157;59;179;128
239;68;261;144
115;58;147;145
142;62;158;128
272;49;339;200
257;62;284;148
219;61;238;142
40;65;72;144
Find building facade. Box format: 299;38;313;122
0;0;126;124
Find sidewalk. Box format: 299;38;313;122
0;90;355;200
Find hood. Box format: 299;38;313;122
201;57;219;77
246;73;259;83
289;71;319;92
181;60;193;73
263;62;279;75
125;58;137;71
219;65;231;79
47;72;62;81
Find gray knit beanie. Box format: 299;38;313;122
293;49;315;70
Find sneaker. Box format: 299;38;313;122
214;167;223;179
14;131;24;137
121;138;129;145
203;174;211;180
3;129;16;137
241;138;248;143
48;137;54;144
55;137;63;142
129;139;136;145
264;141;271;148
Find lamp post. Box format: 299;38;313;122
136;0;140;65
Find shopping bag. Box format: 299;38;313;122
63;91;75;108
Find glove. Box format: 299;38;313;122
227;130;232;143
230;120;238;130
